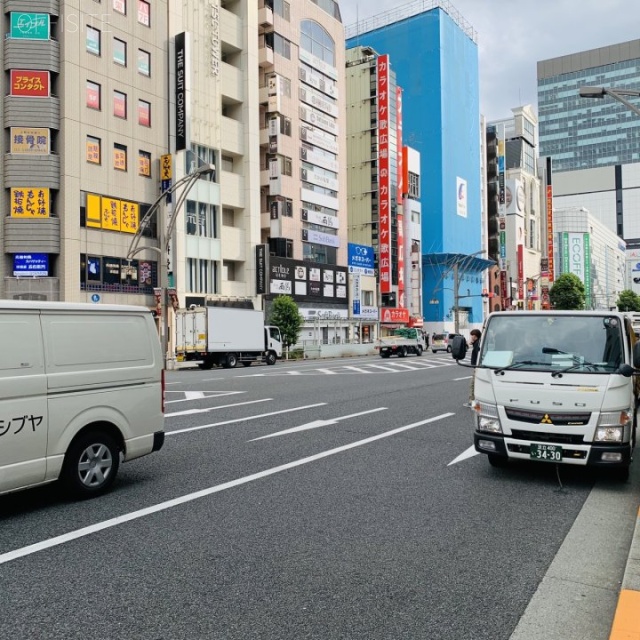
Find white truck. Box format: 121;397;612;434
452;310;638;481
375;328;425;358
175;304;283;369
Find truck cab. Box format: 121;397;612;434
463;311;638;480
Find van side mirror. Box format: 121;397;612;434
617;363;635;378
450;335;467;361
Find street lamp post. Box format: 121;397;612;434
579;86;640;118
127;163;214;369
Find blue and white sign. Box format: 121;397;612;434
348;243;375;275
13;253;48;277
91;294;101;303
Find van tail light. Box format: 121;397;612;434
161;368;166;414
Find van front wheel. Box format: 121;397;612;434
61;432;120;498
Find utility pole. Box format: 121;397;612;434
453;261;459;334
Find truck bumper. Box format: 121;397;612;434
474;432;632;468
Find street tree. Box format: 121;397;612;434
269;295;303;352
549;273;585;310
616;289;640;312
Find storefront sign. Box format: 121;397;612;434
10;13;49;39
174;32;189;151
380;307;410;324
10;127;49;154
377;55;392;294
10;70;49;97
268;257;347;304
13;253;49;277
10;188;49;217
348;243;375;276
255;244;267;295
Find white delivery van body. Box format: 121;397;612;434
464;311;637;480
0;301;164;498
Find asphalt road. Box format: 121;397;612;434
0;353;636;640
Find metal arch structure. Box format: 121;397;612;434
126;164;214;261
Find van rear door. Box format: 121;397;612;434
0;310;48;493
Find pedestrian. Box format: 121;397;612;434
467;328;482;407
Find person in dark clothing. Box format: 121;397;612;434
469;329;482;366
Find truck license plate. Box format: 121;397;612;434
530;443;562;462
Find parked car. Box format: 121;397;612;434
432;332;463;353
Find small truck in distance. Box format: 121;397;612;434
375;328;424;358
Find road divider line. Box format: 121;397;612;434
165;390;244;405
166;398;272;418
448;445;480;466
453;376;472;381
249;407;388;441
0;412;454;566
165;403;327;435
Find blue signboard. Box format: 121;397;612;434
347;243;375;275
13;253;48;277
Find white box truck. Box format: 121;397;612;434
452;310;638;481
175;304;283;369
0;301;164;499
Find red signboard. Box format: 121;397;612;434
377;55;392;294
517;244;524;300
500;269;509;309
546;185;554;283
380;307;410;324
396;87;405;307
10;70;49;97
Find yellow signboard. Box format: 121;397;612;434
10;188;49;218
10;127;50;154
86;193;102;228
161;154;172;180
121;201;139;234
101;197;121;231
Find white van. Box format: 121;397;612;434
452;311;637;481
0;301;165;498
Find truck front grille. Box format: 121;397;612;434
510;429;585;445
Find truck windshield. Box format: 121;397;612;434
480;315;625;373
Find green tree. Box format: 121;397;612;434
617;289;640;312
269;295;303;350
549;273;585;310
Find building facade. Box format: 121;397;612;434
538;39;640;173
2;1;168;306
346;0;485;332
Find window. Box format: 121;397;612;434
81;253;158;293
223;261;239;281
362;290;374;306
113;38;127;66
137;49;150;76
187;258;217;294
264;32;291;60
138;150;151;177
114;143;127;171
300;20;335;66
138;0;150;26
221;155;234;172
113;0;126;14
138;100;151;127
186;201;218;238
86;81;101;110
86;25;101;55
408;172;420;199
113;90;127;119
86;136;101;164
222;208;235;226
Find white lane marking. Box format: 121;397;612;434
0;412;454;566
389;363;422;371
448;445;481;466
165;403;327;435
453;376;472;381
343;366;373;374
367;364;399;372
236;374;266;378
165;382;183;385
286;371;302;375
165;390;244;404
166;398;272;418
316;368;338;375
249;407;388;441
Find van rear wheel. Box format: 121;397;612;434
61;431;120;498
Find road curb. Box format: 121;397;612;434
609;505;640;639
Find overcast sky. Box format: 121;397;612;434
340;0;640;121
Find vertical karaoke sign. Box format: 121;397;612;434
377;55;391;295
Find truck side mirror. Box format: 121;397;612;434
450;335;467;361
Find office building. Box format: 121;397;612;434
346;0;486;332
538;39;640;172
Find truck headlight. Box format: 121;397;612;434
594;427;623;442
473;401;502;434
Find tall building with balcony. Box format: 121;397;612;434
486;106;543;310
259;0;351;339
346;0;485;332
1;1;168;304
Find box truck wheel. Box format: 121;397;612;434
266;351;277;365
61;431;120;498
416;345;423;356
398;347;408;358
224;353;238;368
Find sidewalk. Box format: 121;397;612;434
609;497;640;639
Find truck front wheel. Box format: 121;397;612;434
265;351;277;365
416;345;423;356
